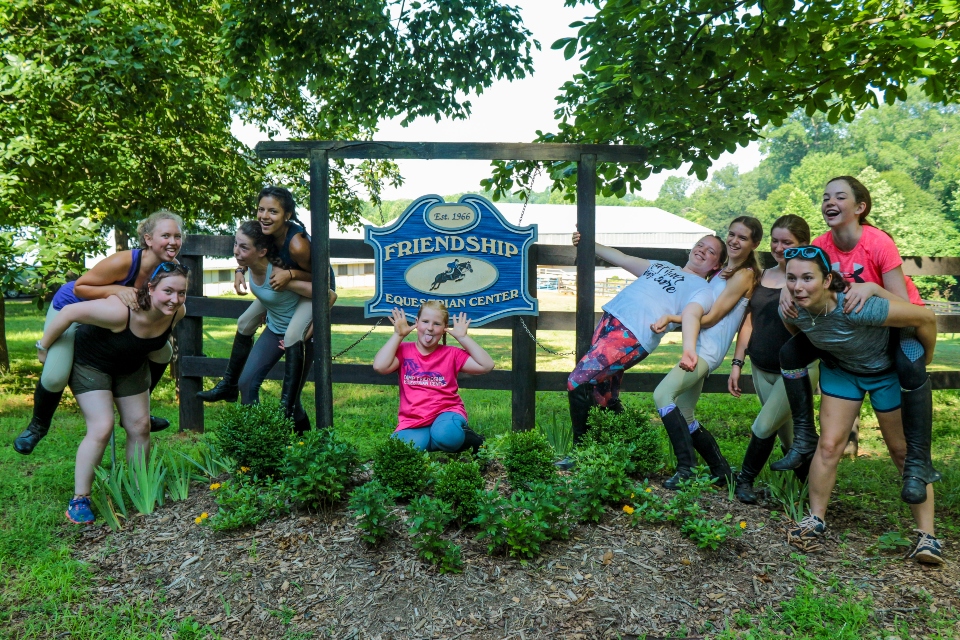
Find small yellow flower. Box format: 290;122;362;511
240;466;250;473
194;516;203;525
715;534;722;540
630;493;635;498
622;505;635;515
201;512;209;519
644;487;652;493
739;521;747;529
210;483;221;490
298;441;305;446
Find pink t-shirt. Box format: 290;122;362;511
395;341;471;431
813;225;923;305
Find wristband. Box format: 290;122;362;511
731;358;745;368
35;340;48;352
235;267;247;274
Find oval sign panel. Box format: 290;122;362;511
424;203;479;233
404;254;499;296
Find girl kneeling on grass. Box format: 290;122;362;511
35;263;188;524
373;302;494;453
780;247;942;564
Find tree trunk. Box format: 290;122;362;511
0;296;10;374
115;227;131;252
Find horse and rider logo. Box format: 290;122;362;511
430;259;473;291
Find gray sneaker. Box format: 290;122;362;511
906;530;944;565
787;514;826;552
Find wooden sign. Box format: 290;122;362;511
365;194;538;325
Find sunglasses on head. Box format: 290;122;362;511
150;261;189;280
783;246;831;273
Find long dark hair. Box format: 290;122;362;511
725;216;763;285
257;186;309;234
136;263;189;310
785;247;846;293
826;176;872;224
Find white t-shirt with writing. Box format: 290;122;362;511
697;275;749;372
602;261;714;354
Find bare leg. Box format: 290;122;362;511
875;409;935;535
807;397;862;521
115;392;151;465
73;391;118;496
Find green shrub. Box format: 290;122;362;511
472;482;572;563
210;402;292;477
372;437;431;500
502;429;556;488
282;429;360;509
406;496;462;573
681;515;741;550
583;406;666;477
434;457;484;523
348;481;399;545
572;442;636;523
206;477;290;531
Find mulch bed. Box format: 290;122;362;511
61;471;960;640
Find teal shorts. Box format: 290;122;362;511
818;363;901;413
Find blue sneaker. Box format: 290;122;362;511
66;496;95;524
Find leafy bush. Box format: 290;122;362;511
472;482;573;563
584;406;665;477
210;401;292;477
348;481;399;545
372;437;431;500
283;429;360;509
572;442;636;523
502;429;556;488
405;496;462;573
206;477;290;531
434;457;484;523
681;515;741;550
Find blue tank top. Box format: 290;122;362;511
52;249;143;310
275;222;337;292
250;263;303;334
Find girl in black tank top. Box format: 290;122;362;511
36;263;188;525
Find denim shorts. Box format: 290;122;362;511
818;363;901;413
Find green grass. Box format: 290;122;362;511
1;297;959;637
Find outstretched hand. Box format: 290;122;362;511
446;312;471;340
389;307;414;337
679;349;699;372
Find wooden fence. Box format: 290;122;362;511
174;236;960;432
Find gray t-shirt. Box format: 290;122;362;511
602;260;714;354
781;292;891;375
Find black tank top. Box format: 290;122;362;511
745;275;795;373
275;221;337;291
74;309;176;376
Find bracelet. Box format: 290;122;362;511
235;267;247;274
731;358;745;368
288;269;295;281
35;340;48;352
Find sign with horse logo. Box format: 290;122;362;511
365;194;538;326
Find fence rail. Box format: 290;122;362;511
173;236;960;431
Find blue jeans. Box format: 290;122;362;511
393;412;466;452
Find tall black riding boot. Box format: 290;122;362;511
567;384;595;445
14;381;64;455
197;332;254;402
690;424;733;487
147;360;171;432
770;374;819;471
661;407;699;490
280;340;310;421
735;434;777;504
900;378;940;504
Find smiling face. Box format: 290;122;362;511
822;179;866;230
415;306;447;351
687;235;724;276
148;274;187;316
233;230;267;268
785;259;831;309
770;227;802;267
143;218;183;262
725;221;759;263
257;196;291;238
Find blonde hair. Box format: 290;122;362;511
137;209;185;248
417;300;449;325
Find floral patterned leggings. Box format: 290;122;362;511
567;312;649;407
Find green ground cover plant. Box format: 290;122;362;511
209;401;293;477
348;481;399;545
282;428;360;510
372;436;431;499
433;456;484;523
502;428;557;488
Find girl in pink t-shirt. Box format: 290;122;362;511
373;301;495;452
775;176;940;510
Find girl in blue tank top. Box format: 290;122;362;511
197;187;337;428
14;210;184;456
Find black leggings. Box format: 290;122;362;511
779;328;926;391
238;327;313;419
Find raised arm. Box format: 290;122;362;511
572;232;650;277
447;313;495;375
270;234;314;290
73;252;139;307
373;308;412;374
881;299;937;365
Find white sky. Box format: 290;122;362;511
231;0;762;201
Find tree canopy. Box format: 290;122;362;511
484;0;960;200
